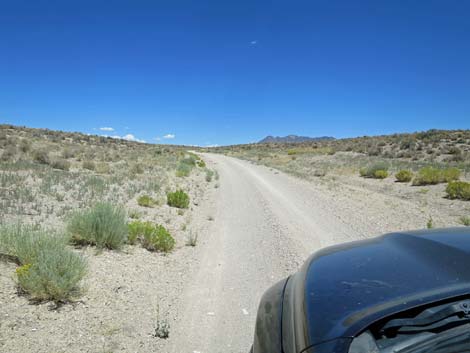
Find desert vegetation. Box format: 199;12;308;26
211;129;470;226
0;125;215;305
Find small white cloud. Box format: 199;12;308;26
250;40;258;45
99;127;114;132
163;134;175;139
122;134;146;143
205;144;219;148
154;137;161;141
104;134;146;143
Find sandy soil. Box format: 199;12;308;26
2;153;468;353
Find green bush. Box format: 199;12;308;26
197;159;206;168
441;167;461;182
137;195;155;207
0;225;87;302
460;216;470;226
127;220;155;245
412;167;442;185
373;170;388;179
167;189;190;209
67;203;128;249
142;224;175;253
446;181;470;201
359;163;389;179
413;167;461;186
395;170;413;182
128;221;175;252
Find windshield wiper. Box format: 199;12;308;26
382;300;470;334
397;323;470;353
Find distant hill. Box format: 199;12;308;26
258;135;335;144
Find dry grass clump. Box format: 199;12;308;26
0;225;87;302
67;202;128;249
50;158;71;171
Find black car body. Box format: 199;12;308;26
253;228;470;353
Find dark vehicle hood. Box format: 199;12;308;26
302;228;470;348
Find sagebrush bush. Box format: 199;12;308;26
359;163;389;179
82;160;95;171
176;162;192;177
67;203;128;249
33;149;49;164
50;158;71;171
446;181;470;201
167;189;190;208
128;221;175;252
137;195;155;207
395;170;413;182
0;225;87;302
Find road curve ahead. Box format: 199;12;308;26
166;153;361;353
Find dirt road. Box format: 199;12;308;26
164;153;367;353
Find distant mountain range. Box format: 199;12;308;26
258;135;335;144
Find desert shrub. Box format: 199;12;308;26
19;139;31;153
61;148;77;159
67;202;128;249
141;224;175;253
127;220;153;245
1;145;17;161
373;170;388;179
131;163;144;174
82;160;95;171
167;189;190;209
95;162;110;174
446;181;470;201
359;163;389;179
176;162;192;177
460;216;470;226
137;195;155;207
33;149;50;164
413;167;461;185
412;167;442;185
395;170;413;182
197;159;206;168
128;221;175;252
441;168;461;182
205;169;214;182
0;225;87;302
50;158;71;171
287;149;298;155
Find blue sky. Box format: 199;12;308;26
1;0;469;146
